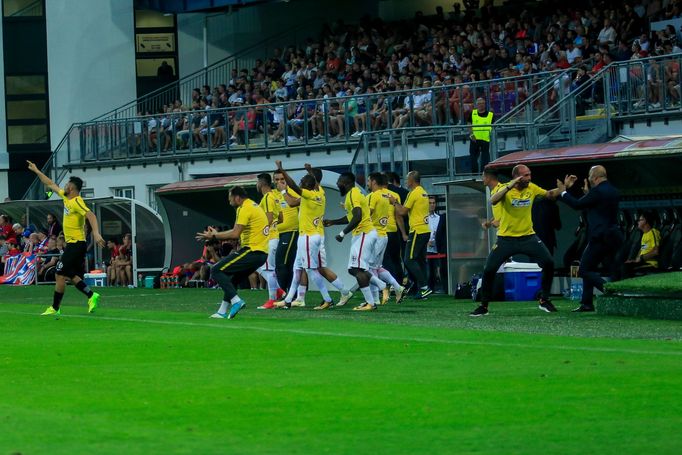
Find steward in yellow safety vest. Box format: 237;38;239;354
468;98;494;173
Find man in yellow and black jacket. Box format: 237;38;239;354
468;97;494;174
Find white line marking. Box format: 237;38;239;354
1;309;680;357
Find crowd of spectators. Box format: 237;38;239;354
135;0;682;151
0;212;65;279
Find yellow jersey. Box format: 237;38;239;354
58;189;89;243
386;189;401;233
299;187;325;236
367;188;391;237
235;198;269;253
497;182;547;237
490;182;505;224
277;187;299;233
640;229;661;268
403;185;430;234
344;187;374;235
259;189;282;240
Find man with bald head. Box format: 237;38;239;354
557;165;622;312
471;164;561;316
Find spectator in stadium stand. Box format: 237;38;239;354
106;238;120;286
12;223;24;249
597;18;618;48
0;214;15;242
116;233;133;287
468;97;493;174
0;235;7;273
38;237;60;283
46;213;61;238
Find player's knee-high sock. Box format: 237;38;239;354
328;277;350;295
52;291;64;310
359;286;375;305
284;269;301;303
377;267;402;289
263;270;279;300
75;280;94;298
296;285;307;302
309;269;332;302
370;284;380;304
369;273;387;290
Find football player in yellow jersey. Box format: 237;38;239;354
273;162;352;310
471;164;561;317
256;173;286;310
482;168;504;229
390;170;433;300
27;161;106;316
196;186;268;319
367;172;405;304
271;169;307;307
324;172;381;311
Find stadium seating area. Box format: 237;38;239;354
130;0;682;152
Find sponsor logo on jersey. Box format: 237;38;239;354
511;198;531;207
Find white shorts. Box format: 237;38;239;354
348;230;378;271
294;234;326;270
369;235;388;269
258;238;279;272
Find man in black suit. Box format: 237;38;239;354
557;165;623;312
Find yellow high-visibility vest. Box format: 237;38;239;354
472;110;493;142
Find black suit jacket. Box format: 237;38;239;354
560;180;620;240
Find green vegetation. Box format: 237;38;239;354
1;286;680;454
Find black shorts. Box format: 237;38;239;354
56;241;86;278
213;247;267;277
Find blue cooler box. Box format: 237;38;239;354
503;262;542;301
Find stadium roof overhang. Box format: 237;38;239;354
134;0;278;14
156;174;259;195
486;137;682;170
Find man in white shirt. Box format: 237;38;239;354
426;196;442;291
597;18;617;47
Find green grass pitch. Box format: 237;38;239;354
1;286;681;454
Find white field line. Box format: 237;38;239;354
1;310;681;357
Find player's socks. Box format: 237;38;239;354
378;268;401;289
52;291;64;311
218;300;230;314
264;271;279;300
370;285;380;304
369;275;387;290
329;278;349;295
297;285;307;301
359;286;375;306
309;269;332;302
75;281;94;298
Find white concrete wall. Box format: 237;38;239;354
45;0;137;150
61;162;182;209
0;14;8;200
177;0;380;77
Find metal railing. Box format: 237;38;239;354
24;54;682;200
350;123;535;181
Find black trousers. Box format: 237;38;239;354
469;139;490;174
427;255;442;291
275;230;299;291
579;230;623;307
385;231;404;284
211;247;267;302
480;235;554;305
404;232;430;289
